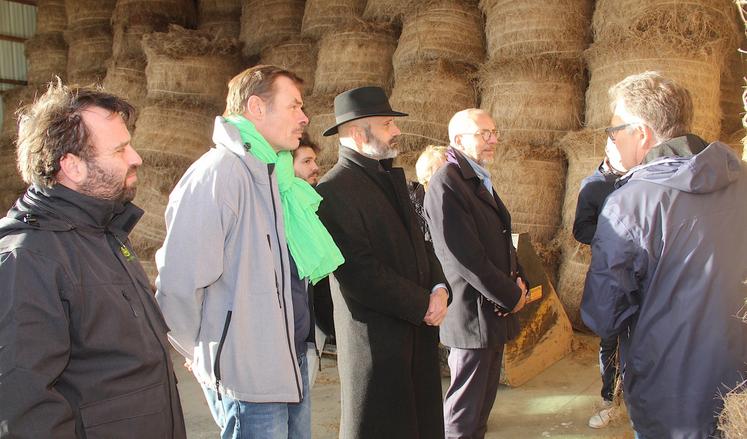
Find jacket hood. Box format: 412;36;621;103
620;141;742;194
0;184;143;239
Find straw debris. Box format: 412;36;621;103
719;381;747;439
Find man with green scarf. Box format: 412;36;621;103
155;65;343;439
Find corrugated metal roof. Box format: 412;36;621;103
0;0;37;138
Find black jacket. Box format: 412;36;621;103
0;185;186;439
424;147;522;349
317;146;448;439
572;162;618;245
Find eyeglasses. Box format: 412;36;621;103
459;129;501;142
604;123;632;141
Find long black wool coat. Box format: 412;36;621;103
317;146;448;439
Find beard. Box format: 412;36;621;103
78;159;138;203
362;126;399;160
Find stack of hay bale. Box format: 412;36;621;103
130;25;242;279
103;0;196;117
287;0;396;169
64;0;116;85
198;0;242;38
25;0;67;85
388;0;482;175
479;0;592;286
555;0;740;330
2;0;70;212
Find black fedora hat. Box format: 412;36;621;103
322;86;408;137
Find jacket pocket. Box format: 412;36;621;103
79;382;168;439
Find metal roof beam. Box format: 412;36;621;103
0;33;27;43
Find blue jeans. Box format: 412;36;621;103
202;350;311;439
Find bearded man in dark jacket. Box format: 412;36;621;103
316;86;450;439
0;83;186;438
581;71;747;439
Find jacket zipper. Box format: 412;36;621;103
213;310;233;401
267;234;282;309
122;291;139;317
110;232;176;437
267;164;303;401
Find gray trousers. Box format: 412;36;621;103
443;346;504;439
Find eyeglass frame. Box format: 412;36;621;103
456;129;501;142
604;123;634;141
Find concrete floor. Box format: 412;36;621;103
174;334;634;439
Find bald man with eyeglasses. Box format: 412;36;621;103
424;108;529;439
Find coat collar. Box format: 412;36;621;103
447;147;503;215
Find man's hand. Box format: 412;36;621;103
183;358;193;372
424;287;448;326
511;277;528;314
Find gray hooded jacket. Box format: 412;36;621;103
581;137;747;439
155;117;302;403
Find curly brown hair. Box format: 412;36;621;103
16;80;135;188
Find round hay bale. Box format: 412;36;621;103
314;27;397;95
389;60;478;153
301;0;366;39
302;93;338;165
133;97;219;163
259;37;318;94
487;143;567;246
65;0;116;28
720;51;746;137
592;0;739;46
558;129;607;230
198;0;242;37
1;86;38;144
557;231;591;331
585;39;724;142
112;0;196;28
111;0;197;59
65;25;113;86
239;0;305;57
361;0;416;22
0;140;25;214
24;33;67;85
103;55;147;111
479;0;592;59
36;0;67;34
480;55;585;146
143;26;242;109
392;0;484;74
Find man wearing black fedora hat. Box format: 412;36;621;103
316;86;450;439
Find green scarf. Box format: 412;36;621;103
225;115;344;284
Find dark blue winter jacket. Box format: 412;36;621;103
581;136;747;439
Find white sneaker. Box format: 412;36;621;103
588;400;614;429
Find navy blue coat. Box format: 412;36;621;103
581;137;747;438
572;163;618;245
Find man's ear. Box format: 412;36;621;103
246;95;265;120
638;123;656;154
58;153;86;185
352;125;366;146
